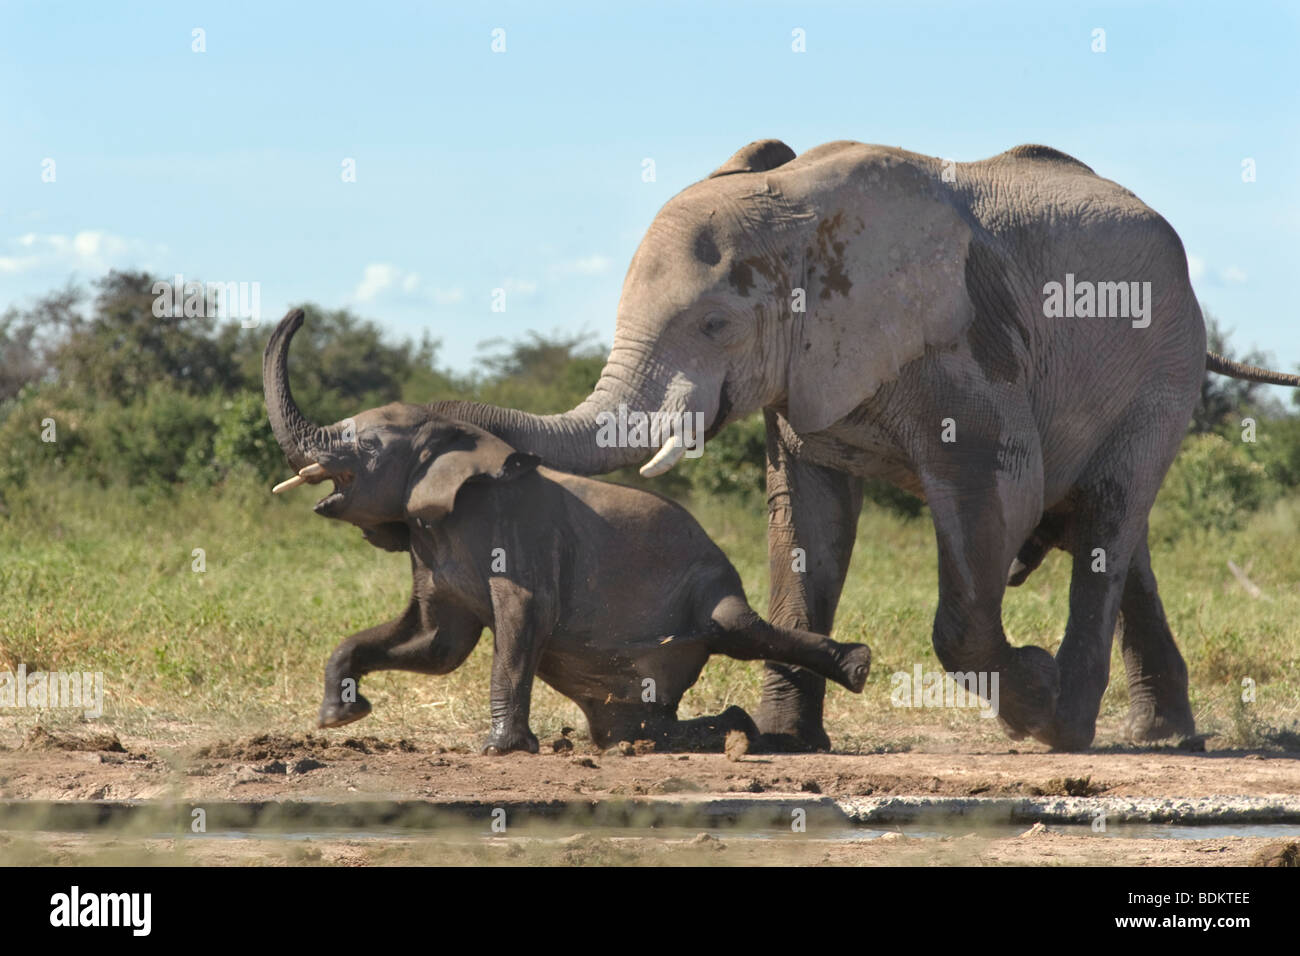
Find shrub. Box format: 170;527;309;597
686;413;766;504
1151;433;1279;543
1244;415;1300;490
205;390;288;486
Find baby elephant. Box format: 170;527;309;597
265;310;870;754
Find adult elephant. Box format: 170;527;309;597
411;139;1297;751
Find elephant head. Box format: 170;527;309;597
264;309;539;547
430;138;974;475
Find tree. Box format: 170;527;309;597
471;330;606;414
48;271;238;401
0;283;83;400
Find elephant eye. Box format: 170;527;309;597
700;313;730;338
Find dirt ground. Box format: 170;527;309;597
1;725;1298;865
2;829;1294;867
2;726;1297;802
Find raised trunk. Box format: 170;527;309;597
263;308;332;471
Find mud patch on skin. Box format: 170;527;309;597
728;260;755;296
811;212;852;300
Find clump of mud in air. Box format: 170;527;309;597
724;729;749;762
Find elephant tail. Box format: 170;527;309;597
1205;351;1300;388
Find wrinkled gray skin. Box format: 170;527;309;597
264;310;872;754
411;139;1300;752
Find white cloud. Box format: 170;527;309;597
1;230;161;273
551;254;611;277
501;277;538;295
1186;254;1247;287
0;255;38;273
354;263;401;302
353;263;463;306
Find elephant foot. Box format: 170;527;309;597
991;644;1060;743
1121;698;1196;744
660;705;758;753
318;693;372;729
1035;715;1098;752
833;644;873;693
755;729;831;753
754;664;832;752
481;728;539;756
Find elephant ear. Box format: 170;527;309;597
709;139;796;178
786;168;977;434
405;426;540;522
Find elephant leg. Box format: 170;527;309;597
708;595;871;694
756;410;863;751
319;601;483;728
919;400;1055;743
1037;498;1143;750
319;601;419;728
483;583;546;755
1118;533;1195;742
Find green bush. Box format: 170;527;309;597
1244;415;1300;490
1151;433;1280;543
206;390;288;486
0;384;93;494
686;413;766;504
75;384;221;492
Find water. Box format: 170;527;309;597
184;822;1300;843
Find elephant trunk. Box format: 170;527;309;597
263;308;339;473
429;345;679;475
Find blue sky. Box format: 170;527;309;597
3;0;1298;392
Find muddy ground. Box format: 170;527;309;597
2;726;1297;802
1;726;1298;865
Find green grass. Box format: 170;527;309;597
2;470;1298;751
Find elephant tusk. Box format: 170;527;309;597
639;434;686;477
272;474;308;494
298;462;328;478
